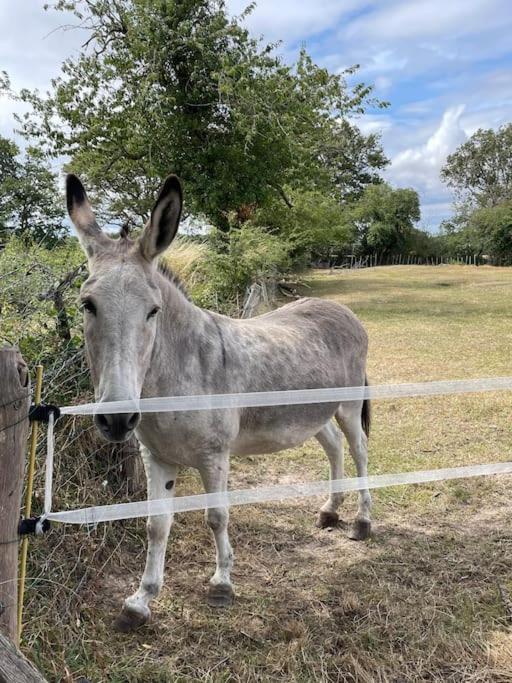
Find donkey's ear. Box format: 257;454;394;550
140;175;182;261
66;174;109;258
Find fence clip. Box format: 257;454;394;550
29;404;61;423
18;516;51;537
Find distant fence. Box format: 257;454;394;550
313;253;508;269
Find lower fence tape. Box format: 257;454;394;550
46;461;512;526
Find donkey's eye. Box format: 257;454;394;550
147;306;160;320
81;299;97;315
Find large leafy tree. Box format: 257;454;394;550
440;202;512;261
350;183;420;256
441;124;512;209
18;0;387;228
0;136;65;244
321;119;388;202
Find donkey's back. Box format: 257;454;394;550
223;297;369;456
229;296;368;391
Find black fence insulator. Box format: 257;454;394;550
18;516;51;536
28;404;61;423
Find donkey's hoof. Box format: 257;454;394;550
113;605;150;633
348;519;371;541
207;582;234;608
316;510;339;529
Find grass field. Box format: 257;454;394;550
26;266;512;682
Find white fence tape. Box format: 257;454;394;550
43;412;54;517
47;462;512;525
44;376;512;527
60;376;512;416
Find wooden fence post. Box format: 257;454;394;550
0;347;30;644
0;631;47;683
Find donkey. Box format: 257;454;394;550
66;173;372;632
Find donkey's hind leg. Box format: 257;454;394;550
315;420;344;528
336;402;372;540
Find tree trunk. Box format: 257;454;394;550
0;347;30;643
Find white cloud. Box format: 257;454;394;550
374;75;393;92
363;50;408;74
354;114;393;135
0;96;29;141
388;105;467;192
0;1;82;91
383;106;472;228
226;0;360;44
345;0;507;42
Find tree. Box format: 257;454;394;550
251;187;352;263
350;183;420;255
321;119;388;202
0;136;65;244
18;0;387;229
467;202;512;261
0;136;19;230
441;124;512;209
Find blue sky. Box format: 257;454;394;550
1;0;511;230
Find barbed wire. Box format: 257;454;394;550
0;391;31;410
0;412;30;434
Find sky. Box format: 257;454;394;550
1;0;511;231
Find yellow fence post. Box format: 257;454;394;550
17;364;43;645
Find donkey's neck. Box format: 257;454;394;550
142;269;213;397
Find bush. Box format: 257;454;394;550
251;189;352;264
190;225;292;313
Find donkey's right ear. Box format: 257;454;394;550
66;174;109;257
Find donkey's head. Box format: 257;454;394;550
66;174;182;442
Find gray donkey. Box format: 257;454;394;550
66;173;372;632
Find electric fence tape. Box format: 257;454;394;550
42;376;512;526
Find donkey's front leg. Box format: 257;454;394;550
199;456;234;607
114;446;178;632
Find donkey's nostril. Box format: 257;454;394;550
127;412;140;429
96;413;110;430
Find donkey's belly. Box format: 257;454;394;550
231;402;338;456
137;402;339;462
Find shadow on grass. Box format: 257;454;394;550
65;501;512;682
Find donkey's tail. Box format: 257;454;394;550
361;375;371;438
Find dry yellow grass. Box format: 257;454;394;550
161;238;209;287
25;265;512;682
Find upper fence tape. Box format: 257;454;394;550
59;376;512;416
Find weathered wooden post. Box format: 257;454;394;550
0;347;30;642
0;631;47;683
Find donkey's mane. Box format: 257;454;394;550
157;260;191;300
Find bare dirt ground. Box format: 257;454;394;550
25;266;512;682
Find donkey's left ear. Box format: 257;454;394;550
140;175;182;261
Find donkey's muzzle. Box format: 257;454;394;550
95;412;140;442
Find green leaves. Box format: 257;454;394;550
0;136;65;245
441;124;512;209
350;183;421;255
18;0;387;228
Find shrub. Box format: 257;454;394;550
201;225;291;312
